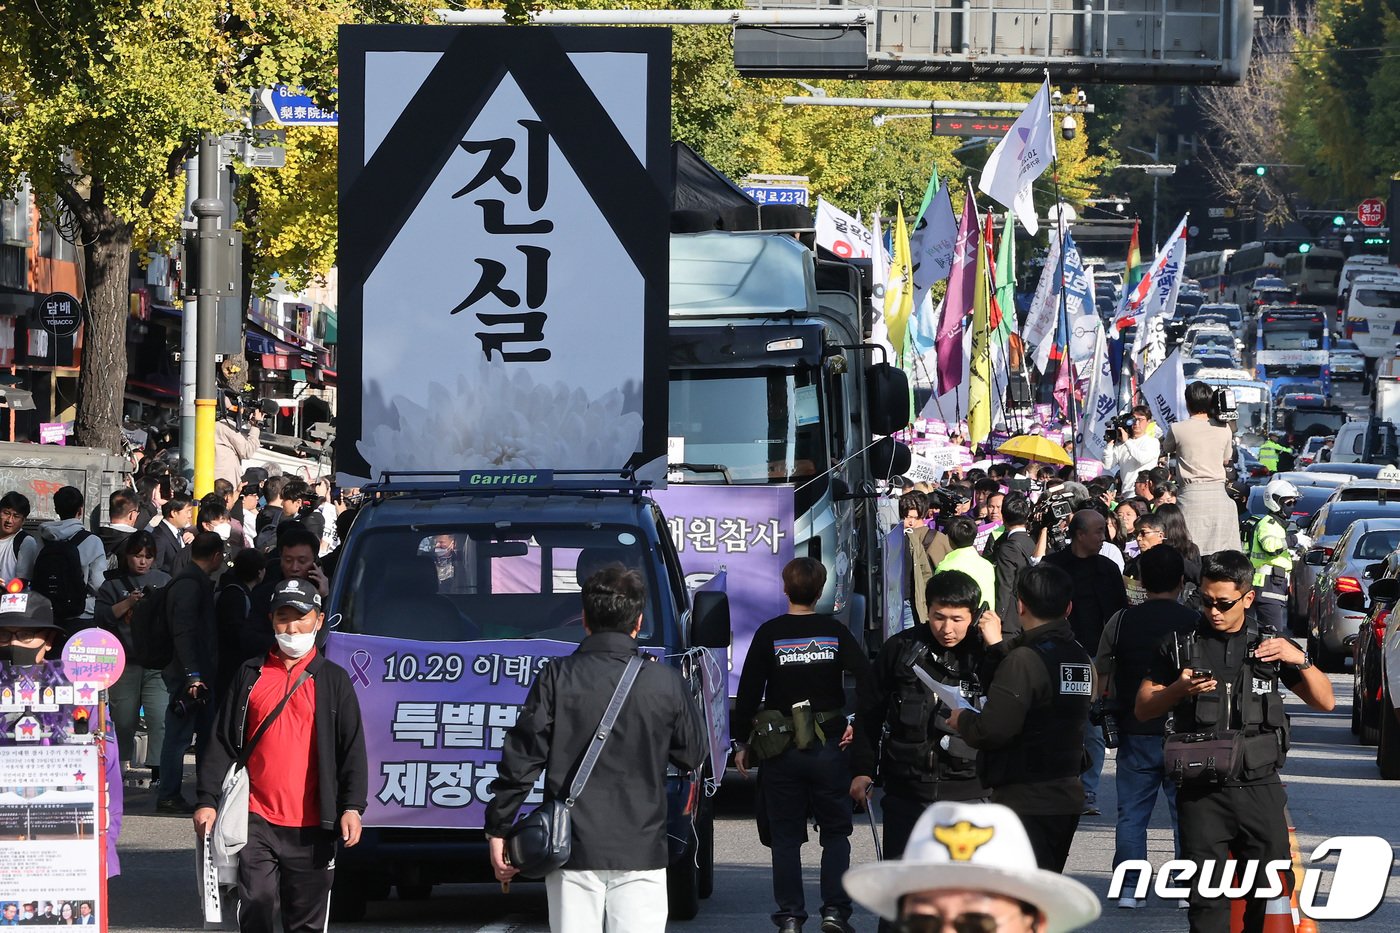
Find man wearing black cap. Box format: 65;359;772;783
196;577;367;933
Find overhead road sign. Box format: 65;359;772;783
738;0;1255;85
259;85;338;126
932;115;1015;137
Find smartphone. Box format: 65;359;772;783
330;483;341;504
1193;668;1214;681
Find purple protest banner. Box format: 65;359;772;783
651;485;795;697
323;633;577;829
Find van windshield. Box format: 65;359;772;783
334;524;662;644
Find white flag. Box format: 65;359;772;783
977;80;1057;235
1022;231;1063;360
815;198;875;260
1077;320;1117;462
868;213;896;361
1141;349;1188;433
909;183;958;308
1133;233;1187;377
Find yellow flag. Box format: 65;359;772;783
882;204;916;351
968;213;994;445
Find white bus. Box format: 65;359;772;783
1344;275;1400;358
1184;249;1234;300
1283;248;1345;303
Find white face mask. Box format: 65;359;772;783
276;630;317;659
214;523;232;541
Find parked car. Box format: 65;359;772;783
1329;475;1400;504
1291;500;1400;633
1308;518;1400;671
1305;461;1395;480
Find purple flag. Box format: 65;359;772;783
937;186;980;395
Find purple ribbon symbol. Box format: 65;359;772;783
349;650;373;687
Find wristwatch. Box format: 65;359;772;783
1294;653;1313;671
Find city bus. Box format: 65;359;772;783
1225;242;1285;308
1184;249;1235;300
1255;307;1332;397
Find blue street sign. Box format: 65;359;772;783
742;185;809;207
263;85;338;126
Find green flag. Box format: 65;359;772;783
993;213;1016;342
913;165;940;226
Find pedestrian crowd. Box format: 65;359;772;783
0;445;368;933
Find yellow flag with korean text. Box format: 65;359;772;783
882;204;916;352
968;212;995;445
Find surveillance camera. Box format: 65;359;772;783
1061;115;1076;140
1116;201;1125;213
1051;89;1063;106
872;114;885;127
1076;89;1087;105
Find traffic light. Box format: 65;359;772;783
1332;214;1347;227
1298;242;1312;253
1254;165;1267;176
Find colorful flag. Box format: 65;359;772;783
815;198;875;259
993;214;1017;344
883;204;916;352
937;187;980;394
968;213;997;445
1029;228;1095;373
977;79;1057;235
1115;215;1188;331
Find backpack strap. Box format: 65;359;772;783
237;667;313;767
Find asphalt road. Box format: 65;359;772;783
108;672;1400;932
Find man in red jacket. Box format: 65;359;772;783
195;577;368;933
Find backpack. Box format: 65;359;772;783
127;580;176;670
32;530;94;619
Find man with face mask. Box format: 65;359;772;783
195;577;368;933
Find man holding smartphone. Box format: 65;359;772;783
243;525;330;663
1135;551;1334;932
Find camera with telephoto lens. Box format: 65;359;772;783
1029;488;1076;552
1211;386;1239;423
926;487;966;517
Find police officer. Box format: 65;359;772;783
1247;479;1309;630
947;564;1093;873
848;571;1002;929
1136;551;1334;933
733;558;876;933
1257;432;1291;474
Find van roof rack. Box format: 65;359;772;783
364;467;653;502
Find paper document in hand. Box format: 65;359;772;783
910;660;975;711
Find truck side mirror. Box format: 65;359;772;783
866;362;911;436
690;590;731;649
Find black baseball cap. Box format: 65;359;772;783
269;578;322;615
0;588;59;630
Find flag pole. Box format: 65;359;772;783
1046;73;1078;471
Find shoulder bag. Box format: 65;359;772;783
210;668;314;878
505;655;644;878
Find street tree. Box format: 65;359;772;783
0;0;435;451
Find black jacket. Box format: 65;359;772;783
167;563;217;685
485;631;708;871
152;522;189;577
851;624;998;802
990;528;1035;638
197;651;369;831
1042;548;1129;652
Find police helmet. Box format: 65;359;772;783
1264;478;1300;514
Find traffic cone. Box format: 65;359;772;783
1287;826;1319;933
1262;894;1297;933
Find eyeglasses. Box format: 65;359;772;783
1134;528;1163;539
0;629;45;643
896;913;1004;933
1201;594;1246;612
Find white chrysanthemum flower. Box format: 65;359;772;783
356;366;643;475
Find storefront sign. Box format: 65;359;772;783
337;27;671;483
36;293;81;338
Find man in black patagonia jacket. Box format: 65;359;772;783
487;564;707;933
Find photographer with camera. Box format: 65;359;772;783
1104;406;1161;493
215;394;271;487
1162;382;1243;557
1093;545;1199;909
156;532;225;813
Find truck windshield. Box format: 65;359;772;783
334;524;662;644
669;368;828;484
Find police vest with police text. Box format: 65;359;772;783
977;630;1092;789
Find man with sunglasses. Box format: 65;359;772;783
843;800;1100;933
1135;551;1334;933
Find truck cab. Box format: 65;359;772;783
321;473;730;921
